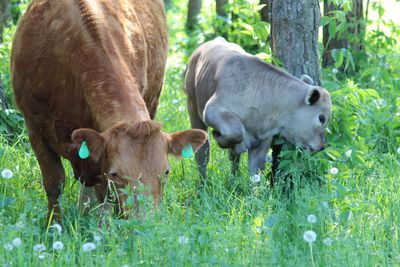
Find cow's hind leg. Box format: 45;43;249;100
29;132;65;223
187;101;210;181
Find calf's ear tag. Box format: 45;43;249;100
78;141;90;159
181;143;194;158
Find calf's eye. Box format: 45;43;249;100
109;171;118;178
319;115;326;124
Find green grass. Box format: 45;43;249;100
1;1;400;266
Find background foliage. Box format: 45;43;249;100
0;0;399;266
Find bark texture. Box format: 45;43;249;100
322;0;365;67
0;0;10;41
186;0;202;30
215;0;228;17
271;0;321;85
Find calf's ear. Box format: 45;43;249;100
305;87;321;105
300;74;314;85
168;129;208;157
71;128;106;162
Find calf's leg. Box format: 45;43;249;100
29;132;65;223
248;138;273;177
187;100;209;180
228;148;241;176
204;103;245;148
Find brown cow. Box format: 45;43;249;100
11;0;207;222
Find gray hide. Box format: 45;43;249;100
185;37;331;179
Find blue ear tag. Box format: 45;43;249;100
181;143;194;158
78;141;90;159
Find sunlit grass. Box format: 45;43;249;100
0;1;399;266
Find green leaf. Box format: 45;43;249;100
328;21;337;37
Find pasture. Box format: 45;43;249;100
0;0;399;266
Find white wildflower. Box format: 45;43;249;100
250;174;261;183
12;238;22;247
33;244;46;252
52;241;64;251
329;167;339;175
172;99;179;105
178;106;185;112
38;254;46;260
397;147;400;154
323;237;333;246
307;214;317;224
345;149;352;157
50;223;62;233
178;235;189;245
3;243;13;251
82;242;96;252
332;68;338;74
1;169;13;179
303;230;317;243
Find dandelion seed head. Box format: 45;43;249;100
4;243;13;251
307;214;317;224
50;224;62;233
329;167;339;175
52;241;64;251
303;230;317;243
33;244;46;252
250;174;261;183
38;254;46;260
82;242;96;252
178;235;189;245
345;149;352;157
323;237;333;246
94;235;102;242
1;169;13;179
172;99;179;105
12;238;22;247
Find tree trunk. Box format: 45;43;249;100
0;0;10;109
271;0;321;85
322;0;365;68
0;0;10;41
216;0;228;17
186;0;202;30
260;0;272;24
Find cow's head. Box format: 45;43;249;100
71;121;207;212
280;86;331;152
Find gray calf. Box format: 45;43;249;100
185;37;331;179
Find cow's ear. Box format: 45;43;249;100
167;129;208;157
305;87;320;105
300;74;314;85
71;128;106;162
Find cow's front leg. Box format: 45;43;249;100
28;132;65;223
248;138;273;177
228;148;241;176
204;103;245;148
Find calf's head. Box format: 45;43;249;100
72;121;207;208
280;87;331;152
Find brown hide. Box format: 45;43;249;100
11;0;207;222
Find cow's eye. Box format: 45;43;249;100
319;115;326;124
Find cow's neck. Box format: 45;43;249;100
249;69;309;137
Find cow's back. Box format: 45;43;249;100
11;0;168;158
